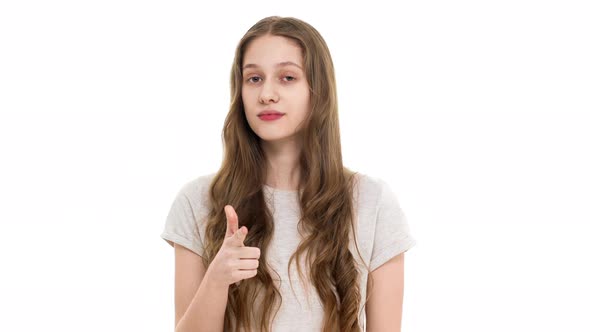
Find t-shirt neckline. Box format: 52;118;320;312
263;184;302;194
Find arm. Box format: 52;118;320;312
365;252;406;332
173;244;228;332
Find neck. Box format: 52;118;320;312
261;136;302;190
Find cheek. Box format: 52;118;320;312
295;89;311;111
241;90;255;111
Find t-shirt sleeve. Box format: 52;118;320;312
369;179;417;272
160;184;204;256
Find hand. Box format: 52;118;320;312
206;205;261;288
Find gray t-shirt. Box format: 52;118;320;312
161;172;416;331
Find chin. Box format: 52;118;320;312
258;134;287;142
256;131;293;142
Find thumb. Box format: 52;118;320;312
224;205;238;238
232;225;248;246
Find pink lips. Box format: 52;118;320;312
258;114;284;121
257;110;285;121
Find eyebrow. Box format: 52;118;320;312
242;61;303;71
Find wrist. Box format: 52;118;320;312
203;271;229;291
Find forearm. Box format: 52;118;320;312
175;274;229;332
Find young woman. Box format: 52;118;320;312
161;16;416;332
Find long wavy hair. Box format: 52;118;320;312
200;16;371;332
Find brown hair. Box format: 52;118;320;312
200;16;370;332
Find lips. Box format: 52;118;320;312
258;114;284;121
257;110;285;116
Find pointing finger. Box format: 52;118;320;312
225;205;238;238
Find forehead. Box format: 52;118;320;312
242;35;303;70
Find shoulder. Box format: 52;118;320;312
353;172;392;206
175;172;217;207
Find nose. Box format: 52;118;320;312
259;80;279;104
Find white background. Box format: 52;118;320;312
1;0;589;331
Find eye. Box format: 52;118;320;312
283;75;296;82
246;76;262;83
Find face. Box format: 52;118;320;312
241;34;311;143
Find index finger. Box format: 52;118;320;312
225;205;238;238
